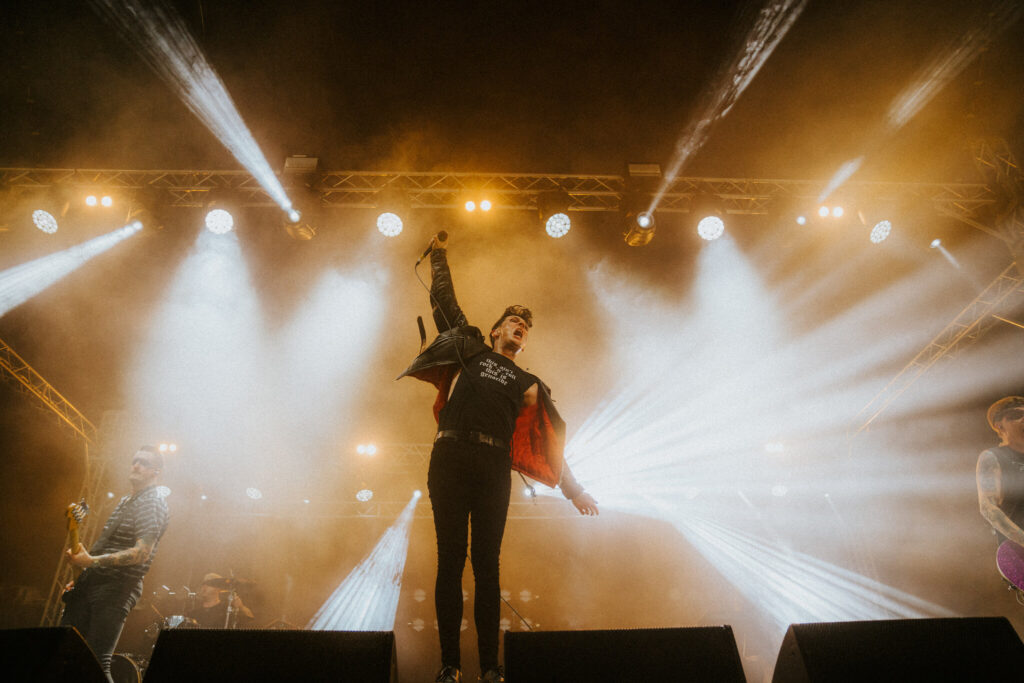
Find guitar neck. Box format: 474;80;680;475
65;501;88;554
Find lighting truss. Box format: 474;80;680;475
0;168;1001;231
971;138;1024;263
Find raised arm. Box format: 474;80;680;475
977;449;1024;546
429;233;468;332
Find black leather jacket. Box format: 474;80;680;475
397;248;583;499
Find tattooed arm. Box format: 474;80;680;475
66;535;157;569
977;450;1024;546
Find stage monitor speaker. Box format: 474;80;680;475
143;629;397;682
504;626;746;682
0;626;106;682
771;617;1024;682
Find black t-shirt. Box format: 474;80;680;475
989;445;1024;543
438;350;536;444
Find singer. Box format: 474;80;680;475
398;232;598;683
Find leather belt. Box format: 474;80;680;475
435;430;508;451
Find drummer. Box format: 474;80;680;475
186;573;255;629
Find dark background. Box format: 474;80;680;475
2;1;1023;681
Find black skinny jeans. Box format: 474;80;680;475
428;438;512;671
60;578;136;681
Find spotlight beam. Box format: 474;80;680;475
308;492;421;631
819;0;1022;201
0;222;142;317
535;236;1008;647
649;0;808;213
87;0;295;215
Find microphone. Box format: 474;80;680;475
416;230;448;265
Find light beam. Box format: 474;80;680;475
650;0;808;211
308;492;421;631
0;221;142;317
88;0;296;215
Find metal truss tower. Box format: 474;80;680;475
854;261;1024;433
0;336;107;625
854;139;1024;432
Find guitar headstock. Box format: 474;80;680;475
65;499;89;530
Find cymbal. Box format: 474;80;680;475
205;577;254;590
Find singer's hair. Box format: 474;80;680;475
988;396;1024;434
137;445;164;470
489;305;533;346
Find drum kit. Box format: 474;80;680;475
110;575;256;683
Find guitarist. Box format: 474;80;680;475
976;396;1024;583
62;446;170;681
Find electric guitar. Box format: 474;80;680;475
996;540;1024;591
61;500;89;602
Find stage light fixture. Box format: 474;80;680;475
624;211;656;246
284;181;327;240
203;188;237;234
930;238;941;248
85;195;98;207
697;215;725;241
205;208;234;234
32;210;59;234
356;488;374;502
283;209;318;240
107;492;115;499
246;487;263;500
480;199;492;211
377;212;403;237
126;187;170;231
373;186;410;237
870;220;892;243
796;215;807;225
465;200;476;212
545;214;570;238
537;190;572;238
691;191;728;241
831;206;843;218
818;206;830;218
101;195;113;207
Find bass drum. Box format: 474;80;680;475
110;653;147;683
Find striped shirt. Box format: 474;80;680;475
88;485;169;587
